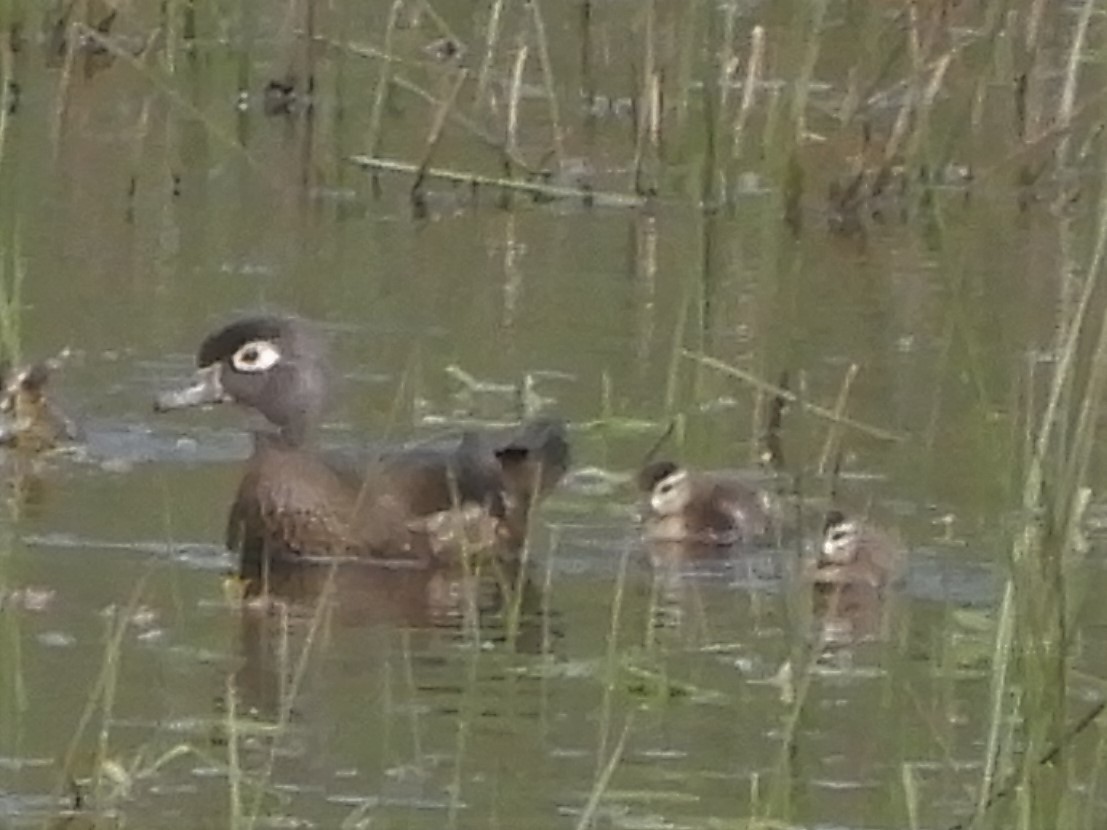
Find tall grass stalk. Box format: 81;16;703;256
0;21;12;169
663;282;690;415
0;240;24;363
0;585;27;744
594;542;631;775
726;25;763;205
787;0;826;145
672;0;701;144
505;40;528;174
164;0;182;75
243;567;338;829
578;0;594;116
236;0;255;106
473;0;507;110
49;0;81;152
698;17;719;210
631;0;657;196
1051;0;1095;209
967;43;1107;823
411;67;469;202
504;463;544;650
53;569;154;813
365;0;403;171
525;0;563;169
446;569;485;830
575;714;633;830
816;363;858;476
401;628;425;766
226;674;244;829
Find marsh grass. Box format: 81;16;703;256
0;240;24;364
951;13;1107;822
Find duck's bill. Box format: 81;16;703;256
154;364;228;412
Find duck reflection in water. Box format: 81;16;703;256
808;510;906;644
231;555;552;720
154;315;570;598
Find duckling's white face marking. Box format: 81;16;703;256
231;340;282;374
650;469;692;515
822;518;862;564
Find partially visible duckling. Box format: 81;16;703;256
637;460;777;545
0;361;80;452
810;510;905;589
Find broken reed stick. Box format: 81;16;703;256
348;154;647;207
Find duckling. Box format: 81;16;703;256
0;361;80;452
154;316;569;585
810;510;905;589
637;460;777;545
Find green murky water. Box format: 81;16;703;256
2;1;1107;828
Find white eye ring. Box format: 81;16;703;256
231;340;281;373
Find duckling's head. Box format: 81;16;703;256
821;510;863;565
638;460;693;517
155;316;328;444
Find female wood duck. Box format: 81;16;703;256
810;510;905;589
637;460;777;545
0;361;80;452
154;316;570;585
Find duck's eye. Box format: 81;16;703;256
231;340;281;373
829;528;849;543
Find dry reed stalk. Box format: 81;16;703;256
717;2;737;116
525;0;564;169
163;0;179;74
672;0;701;141
727;25;764;202
1025;0;1049;52
474;0;507;109
898;50;954;180
699;16;719;209
1052;0;1095;209
50;0;81;152
788;0;827;144
575;715;633;830
411;67;469;199
881;51;952;169
817;363;859;476
506;41;528;163
632;214;658;375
